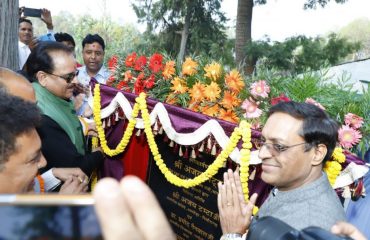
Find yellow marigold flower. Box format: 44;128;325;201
332;147;346;163
204;62;222;81
219;109;239;123
182;57;198;76
171;77;188;94
221;91;241;109
162;61;176;79
204;82;221;102
189;82;205;101
225;69;245;93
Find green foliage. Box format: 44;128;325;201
251;64;369;156
131;0;232;63
338;17;370;59
303;0;348;9
246;34;360;74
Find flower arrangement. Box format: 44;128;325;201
107;54;249;124
107;52;175;96
104;53;368;191
106;54;369;158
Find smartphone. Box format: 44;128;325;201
0;194;102;239
23;7;42;18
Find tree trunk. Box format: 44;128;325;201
0;0;19;70
235;0;254;74
177;3;192;63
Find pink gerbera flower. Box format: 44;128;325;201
250;80;270;98
344;113;364;129
305;98;325;110
338;125;362;149
241;98;262;119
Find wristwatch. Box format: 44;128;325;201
220;233;243;240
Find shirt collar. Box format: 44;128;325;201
79;65;108;78
18;40;28;48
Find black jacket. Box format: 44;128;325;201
37;115;104;176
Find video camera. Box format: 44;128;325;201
246;216;352;240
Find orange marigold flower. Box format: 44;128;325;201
203;104;220;117
166;93;177;105
204;62;221;81
225;69;245;93
163;61;176;79
189;82;205;101
204;82;221;102
219;109;239;123
171;77;188;94
182;57;198;76
221;91;241;109
188;100;201;112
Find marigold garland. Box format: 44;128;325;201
36;174;45;193
93;84;138;157
324;147;346;186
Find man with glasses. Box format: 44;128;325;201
218;101;346;239
25;42;104;182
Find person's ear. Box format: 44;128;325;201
36;71;48;87
311;143;327;166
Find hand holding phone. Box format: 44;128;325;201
23;7;42;18
40;8;53;30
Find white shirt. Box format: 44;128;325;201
18;29;55;70
76;65;110;116
18;41;31;70
77;65;110;86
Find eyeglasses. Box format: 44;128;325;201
256;140;307;156
45;70;79;83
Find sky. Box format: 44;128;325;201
19;0;370;41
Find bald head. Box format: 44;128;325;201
0;68;36;103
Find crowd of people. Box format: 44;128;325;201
0;7;367;240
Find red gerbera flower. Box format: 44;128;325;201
108;55;119;71
106;74;115;86
134;56;147;71
134;79;144;94
145;74;156;89
116;81;127;90
149;53;164;73
125;52;137;68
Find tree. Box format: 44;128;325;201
0;0;19;70
338;18;370;59
247;34;360;73
236;0;348;75
132;0;228;61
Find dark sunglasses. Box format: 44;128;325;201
45;70;79;83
